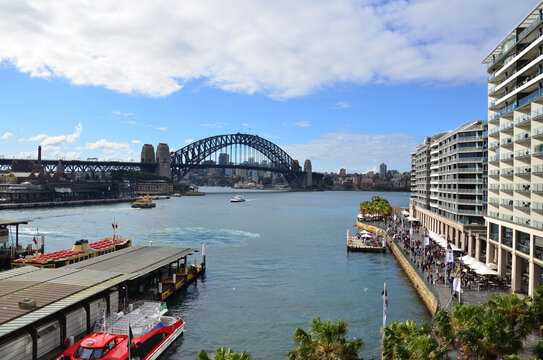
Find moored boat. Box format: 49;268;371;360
56;302;184;360
11;236;132;268
132;196;156;208
230;195;246;202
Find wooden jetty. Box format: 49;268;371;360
346;229;386;252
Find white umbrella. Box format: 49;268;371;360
468;261;487;271
488;263;498;270
461;255;476;265
361;233;373;238
475;267;499;276
359;230;370;235
402;210;410;216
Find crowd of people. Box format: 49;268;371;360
383;217;498;300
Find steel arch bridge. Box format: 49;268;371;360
170;133;303;186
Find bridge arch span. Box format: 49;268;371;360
170;133;303;186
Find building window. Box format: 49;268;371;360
501;226;513;247
516;231;530;254
490;223;499;241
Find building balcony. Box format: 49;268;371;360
487;15;543;71
501;137;514;148
515;167;531;176
515;113;532;127
515;149;532;160
501;168;514;177
515;132;531;143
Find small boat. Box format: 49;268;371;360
230;195;246;202
57;302;184;360
11;237;132;269
132;196;156;208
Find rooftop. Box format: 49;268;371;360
0;266;132;338
0;219;29;227
483;1;543;63
66;245;198;279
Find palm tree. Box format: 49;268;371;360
196;347;251;360
287;317;363;360
383;320;447;360
484;294;531;337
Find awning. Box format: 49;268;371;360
475;267;499;276
402;210;410;216
406;216;418;221
461;255;476;265
428;230;462;251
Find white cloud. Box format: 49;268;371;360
124;119;165;132
112;110;134;117
184;139;195;144
282;131;422;173
0;0;534;99
0;132;13;140
333;101;350;109
85;139;132;154
66;151;81;159
132;140;143;144
294;121;310;128
201;123;225;128
27;134;48;142
27;123;82;146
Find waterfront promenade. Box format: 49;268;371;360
371;220;508;313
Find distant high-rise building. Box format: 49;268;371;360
218;153;229;165
380;163;387;178
339;168;346;177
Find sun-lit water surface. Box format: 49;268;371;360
1;189;430;359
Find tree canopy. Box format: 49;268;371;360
287;317;364;360
359;196;392;217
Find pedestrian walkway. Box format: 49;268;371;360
371;220;508;312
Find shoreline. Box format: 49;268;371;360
359;221;439;315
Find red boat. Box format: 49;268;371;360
56;302;184;360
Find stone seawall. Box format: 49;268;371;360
388;239;439;315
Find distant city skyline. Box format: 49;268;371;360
0;1;536;173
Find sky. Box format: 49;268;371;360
0;0;538;173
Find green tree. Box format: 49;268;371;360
196;347;251;360
287;317;363;360
383;320;447;360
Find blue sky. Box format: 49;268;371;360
0;0;537;173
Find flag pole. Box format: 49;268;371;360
381;281;387;360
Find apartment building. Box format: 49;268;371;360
483;2;543;296
411;122;487;263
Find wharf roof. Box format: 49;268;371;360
0;266;131;338
0;219;29;227
66;245;198;279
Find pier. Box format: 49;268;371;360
0;244;205;360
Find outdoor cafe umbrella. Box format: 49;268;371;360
475;267;499;276
468;261;487;271
461;255;476;265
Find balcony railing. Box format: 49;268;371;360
515;149;531;158
515;132;531;142
515;113;531;126
519;88;543;108
515;167;531;175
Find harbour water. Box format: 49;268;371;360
1;189;430;359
